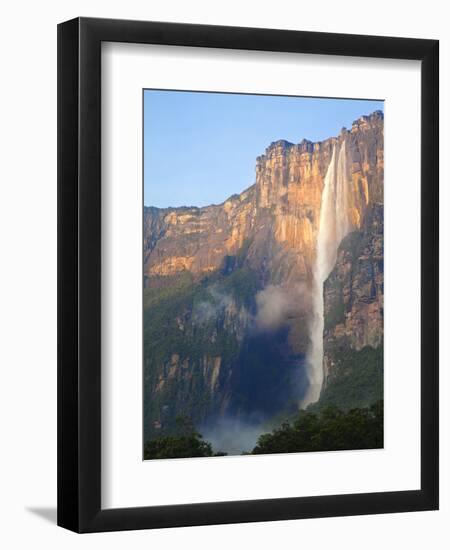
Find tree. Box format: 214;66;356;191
251;401;383;454
144;414;218;459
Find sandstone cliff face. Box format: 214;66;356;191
144;187;257;279
144;111;383;285
322;204;384;383
143;110;384;438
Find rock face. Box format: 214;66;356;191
323;205;384;361
143;110;384;440
320;205;384;407
144;111;383;284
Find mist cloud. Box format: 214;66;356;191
193;282;310;336
192;287;234;324
254;284;309;331
201;417;264;455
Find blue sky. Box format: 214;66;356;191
144;90;383;208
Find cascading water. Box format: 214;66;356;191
302;141;350;407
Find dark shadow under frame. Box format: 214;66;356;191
57;16;439;533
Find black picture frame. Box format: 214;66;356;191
57;16;439;533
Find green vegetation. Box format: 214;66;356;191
251;401;383;454
143;263;258;366
143;246;260;440
219;267;258;307
144;401;384;458
144;271;194;306
313;345;383;412
143;416;227;459
246;344;383;455
144;281;241;368
324;280;346;331
323;230;364;332
144;431;214;459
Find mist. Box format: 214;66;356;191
192;286;234;324
201;417;266;455
192;281;312;434
254;283;310;331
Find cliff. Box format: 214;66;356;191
319;203;384;409
143;110;384;440
145;111;383;283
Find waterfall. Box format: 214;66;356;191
302;141;350;407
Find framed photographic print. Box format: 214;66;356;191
57;17;439;532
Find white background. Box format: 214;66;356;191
0;0;448;548
102;43;421;508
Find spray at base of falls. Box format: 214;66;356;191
301;140;350;408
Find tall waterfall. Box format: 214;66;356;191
302;141;350;407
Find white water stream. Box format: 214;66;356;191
302;141;350;407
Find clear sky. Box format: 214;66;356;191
144;90;383;208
